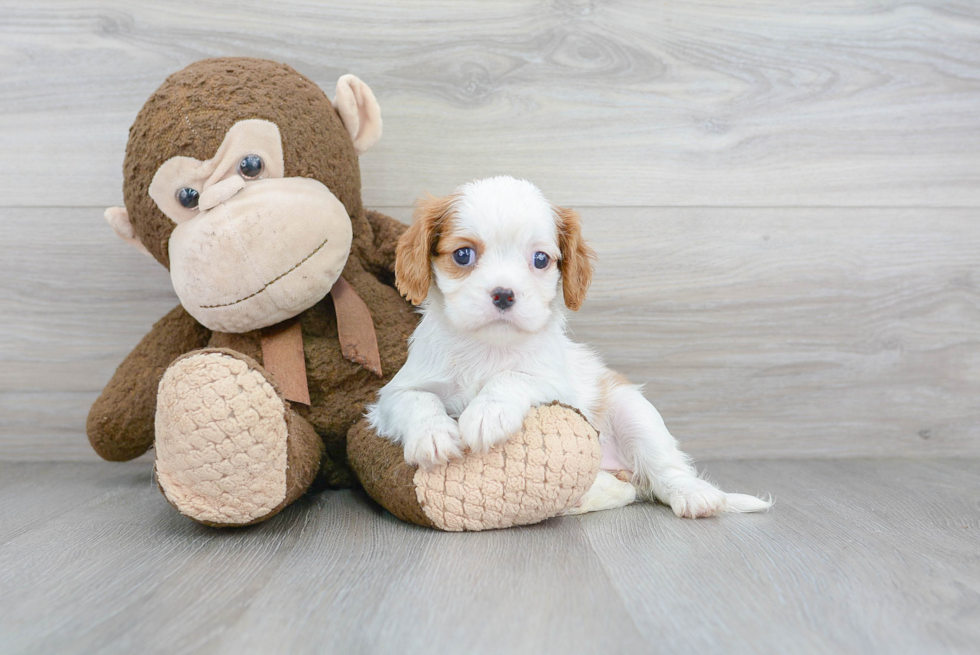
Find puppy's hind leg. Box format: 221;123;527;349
561;471;638;516
605;383;772;518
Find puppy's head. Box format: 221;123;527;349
396;176;595;339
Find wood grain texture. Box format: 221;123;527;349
0;206;177;459
1;0;979;208
576;206;980;458
2;206;977;460
0;459;977;654
1;2;977;460
580;458;980;655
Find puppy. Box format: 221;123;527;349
367;176;771;518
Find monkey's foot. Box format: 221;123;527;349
154;349;322;527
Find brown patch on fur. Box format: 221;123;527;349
591;370;632;423
433;234;484;280
435;234;484;257
613;469;633;483
395;193;459;304
554;206;597;311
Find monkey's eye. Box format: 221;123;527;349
176;187;200;209
238;154;264;179
453;247;476;267
533;252;550;269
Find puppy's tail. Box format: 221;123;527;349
725;492;774;513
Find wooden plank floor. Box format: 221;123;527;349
1;459;977;655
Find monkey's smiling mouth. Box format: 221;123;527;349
200;237;330;309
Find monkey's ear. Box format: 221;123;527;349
555;206;596;311
395;194;455;305
333;74;382;156
104;206;152;257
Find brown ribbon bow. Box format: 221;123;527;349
259;277;382;405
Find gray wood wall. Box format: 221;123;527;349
2;0;978;460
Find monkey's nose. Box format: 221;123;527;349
198;176;246;211
491;287;515;311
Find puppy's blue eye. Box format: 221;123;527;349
533;252;550;269
453;247;476;266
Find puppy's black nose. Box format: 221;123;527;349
491;287;515;310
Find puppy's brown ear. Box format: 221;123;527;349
396;194;456;305
556;206;596;311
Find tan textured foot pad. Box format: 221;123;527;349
414;404;602;531
155;351;289;526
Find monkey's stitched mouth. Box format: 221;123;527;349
200;237;330;309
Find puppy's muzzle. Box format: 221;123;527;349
491;287;515;311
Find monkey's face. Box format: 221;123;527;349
148;119;353;333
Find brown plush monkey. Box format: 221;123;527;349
89;57;417;526
91;57;601;530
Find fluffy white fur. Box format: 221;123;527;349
367;176;771;518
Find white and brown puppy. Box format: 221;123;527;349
367;176;771;518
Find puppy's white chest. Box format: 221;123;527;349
440;336;569;418
442;356;507;417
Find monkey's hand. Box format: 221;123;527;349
87;304;211;461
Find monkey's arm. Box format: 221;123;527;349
362;209;408;276
87;304;211;461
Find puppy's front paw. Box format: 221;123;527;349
668;477;728;519
458;396;526;454
402;415;462;470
